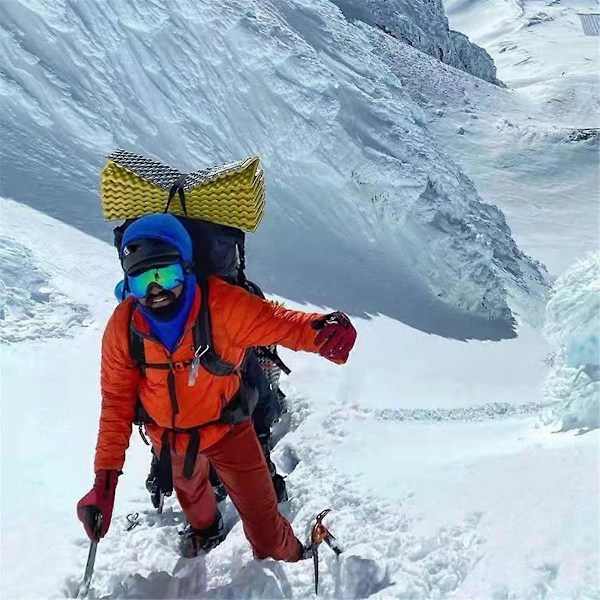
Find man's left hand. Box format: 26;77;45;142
312;312;357;364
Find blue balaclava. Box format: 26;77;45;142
121;214;196;352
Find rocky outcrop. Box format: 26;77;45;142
329;0;501;84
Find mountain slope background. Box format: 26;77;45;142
1;0;598;599
1;0;549;339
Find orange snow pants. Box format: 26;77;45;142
159;419;302;562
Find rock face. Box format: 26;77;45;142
329;0;501;84
0;0;543;339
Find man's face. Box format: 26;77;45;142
138;282;184;309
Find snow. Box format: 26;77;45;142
0;198;122;598
0;0;548;334
1;0;599;598
330;418;599;598
444;0;599;128
430;0;600;276
0;238;92;343
1;197;598;599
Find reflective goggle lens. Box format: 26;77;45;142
127;263;185;299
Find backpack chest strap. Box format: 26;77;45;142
128;313;193;373
128;281;237;377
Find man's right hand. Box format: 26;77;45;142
76;470;119;541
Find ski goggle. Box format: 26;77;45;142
127;262;185;299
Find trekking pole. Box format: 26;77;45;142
77;511;102;599
310;509;343;595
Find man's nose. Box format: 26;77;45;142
146;283;163;295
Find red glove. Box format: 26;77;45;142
312;312;357;364
77;470;119;541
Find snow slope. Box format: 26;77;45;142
1;199;597;599
444;0;599;128
436;0;600;276
0;0;547;337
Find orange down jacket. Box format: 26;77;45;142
94;276;323;472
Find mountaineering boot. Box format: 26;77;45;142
209;463;228;503
272;473;288;503
300;543;314;560
179;513;225;558
145;451;162;510
257;433;289;503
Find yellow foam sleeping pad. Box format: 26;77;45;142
101;149;266;232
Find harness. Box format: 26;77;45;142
128;278;259;490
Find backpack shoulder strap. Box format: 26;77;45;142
128;302;146;369
194;278;238;377
196;278;213;350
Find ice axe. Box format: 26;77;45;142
77;510;102;599
309;509;342;595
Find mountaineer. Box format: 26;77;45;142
77;213;356;559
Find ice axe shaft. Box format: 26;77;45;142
77;512;102;599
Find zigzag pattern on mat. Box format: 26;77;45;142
101;149;265;231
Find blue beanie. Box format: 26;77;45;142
121;214;193;263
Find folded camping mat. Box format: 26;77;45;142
101;149;266;232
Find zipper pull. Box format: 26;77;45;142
188;345;209;386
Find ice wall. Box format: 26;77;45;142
543;252;600;431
